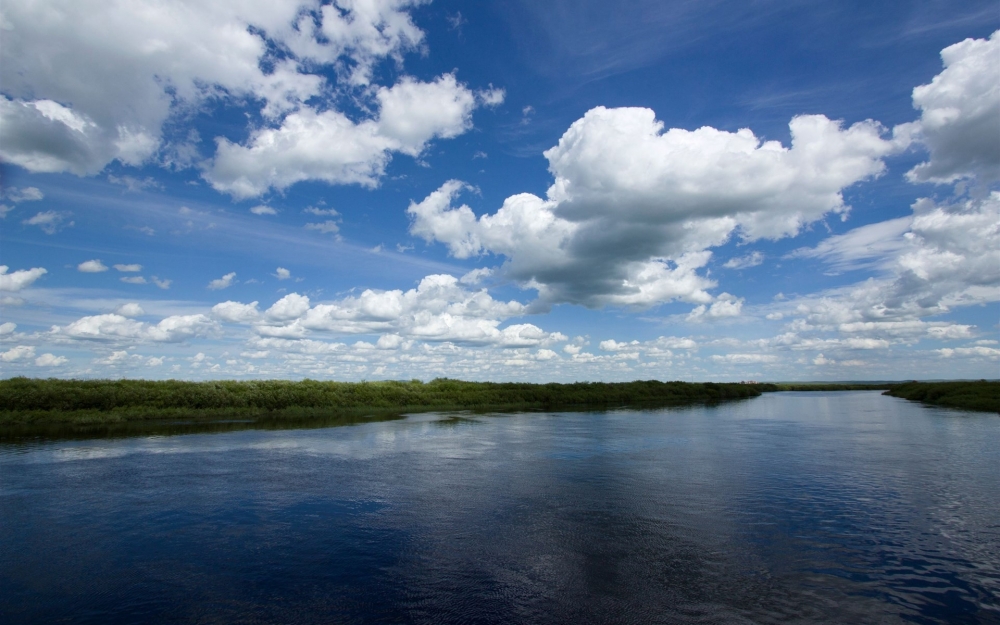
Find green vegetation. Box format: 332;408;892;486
884;380;1000;413
0;377;770;438
768;383;892;391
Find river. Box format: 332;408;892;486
1;391;998;624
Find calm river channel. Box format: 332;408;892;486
2;391;998;624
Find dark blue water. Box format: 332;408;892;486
2;392;998;624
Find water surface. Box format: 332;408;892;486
2;391;998;624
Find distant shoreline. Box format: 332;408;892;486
0;378;995;440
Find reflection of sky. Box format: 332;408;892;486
2;393;999;622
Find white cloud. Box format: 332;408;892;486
812;353;834;366
535;348;558;360
305;221;341;235
213;301;262;324
208;272;237;290
95;350;134;366
116;303;145;317
477;86;506;107
56;312;217;343
0;0;428;176
22;210;72;234
146;315;218;342
78;259;109;273
59;314;145;340
113;263;142;272
207;73;481;198
905;31;1000;185
2;186;43;202
266;293;312;321
723;251;764;270
409;109;899;308
0;1;497;198
0;265;47;291
0;322;16;335
770;192;998;352
788;217;912;271
151;277;172;289
937;346;1000;359
710;353;777;364
375;73;478;156
121;276;147;285
250;205;278;216
218;273;564;347
274;267;291;280
1;345;35;362
687;293;744;322
35;353;67;367
460;267;493;285
303;206;340;217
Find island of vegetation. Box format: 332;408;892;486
0;377;773;438
883;380;999;413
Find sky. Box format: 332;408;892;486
1;0;998;382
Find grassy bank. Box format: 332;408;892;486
883;381;1000;413
0;377;770;437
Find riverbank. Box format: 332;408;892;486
883;380;999;413
2;378;995;440
0;377;770;438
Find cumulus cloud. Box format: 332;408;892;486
207;73;482;198
759;192;997;365
213;300;262;324
1;345;35;362
793;193;999;331
0;265;47;291
1;0;490;197
375;74;479;155
937;346;1000;359
35;353;67;367
274;267;291;280
78;259;109;273
55;313;217;343
208;272;237;290
114;263;142;272
905;31;1000;185
121;276;147;285
0;1;408;174
215;273;566;347
116;303;145;317
409;108;900;308
250;205;278;216
687;293;744;322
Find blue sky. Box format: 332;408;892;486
1;0;998;381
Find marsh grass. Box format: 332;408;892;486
0;377;770;439
884;380;999;413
